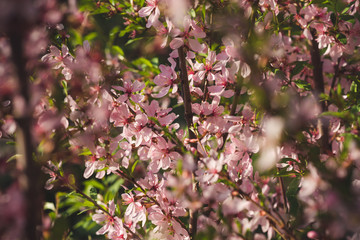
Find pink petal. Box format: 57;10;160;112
151;85;170;98
92;213;106;223
170;38;184;49
240;62;251;78
96;223;111;235
108;200;116;215
138;6;154;17
83;164;95;179
188;38;204;52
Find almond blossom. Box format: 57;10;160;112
138;0;160;28
6;0;360;239
92;200;126;238
169;16;206;52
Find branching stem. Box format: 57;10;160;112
54;173;143;240
114;170;189;233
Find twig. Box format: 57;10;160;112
329;58;341;97
277;167;289;213
55;173;143;240
178;46;196;143
114;170;189;233
238;189;296;240
220;76;242;151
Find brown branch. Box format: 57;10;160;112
220;77;242;150
9;22;42;240
277;167;289;213
178;46;196;140
310;29;331;152
329;58;341;98
237;189;296;240
310;30;325;104
114;170;189;233
178;46;199;239
55;173;143;240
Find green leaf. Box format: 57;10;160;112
84;179;105;191
336;33;347;45
190;8;196;18
89;7;110;15
131;159;139;173
286;177;301;197
90;187;98;200
79;148;92;156
132;57;153;69
202;4;206;21
291;61;308;79
125;37;144;45
108;178;124;195
195;226;216;240
61;80;68;96
112;45;124;56
294;79;312;91
84;32;98;42
217;178;237;189
6;154;21;163
44;202;56;212
286;177;301;216
320;111;349;119
50;217;69;240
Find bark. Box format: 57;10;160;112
9;15;42;240
178;46;198;239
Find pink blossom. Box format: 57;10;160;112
148;136;181;172
148;203;189;240
83;156;103;179
42;161;62;190
122;193;147;227
138;0;160;28
192;49;223;82
138;173;165;197
152;63;178;98
41;45;73;80
113;79;145;103
153;17;174;48
110;103;133;128
169;16;206;52
196;153;225;184
126;113;153;147
92;200;126;237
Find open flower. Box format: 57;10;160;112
139;0;160;28
92;200;126;237
42;161;62;190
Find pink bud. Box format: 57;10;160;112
307;230;319;239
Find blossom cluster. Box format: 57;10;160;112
1;0;360;239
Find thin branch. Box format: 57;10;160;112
329;58;341;97
114;170;189;233
310;30;325;104
277;167;289;213
310;29;331;152
237;189;296;240
55;173;143;240
220;76;242;151
178;46;199;239
178;46;196;142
